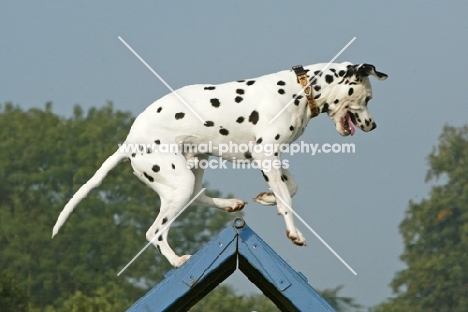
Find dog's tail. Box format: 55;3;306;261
52;150;126;238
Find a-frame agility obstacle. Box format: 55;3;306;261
127;217;336;312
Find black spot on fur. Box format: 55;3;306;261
360;125;365;130
210;98;220;107
143;172;154;182
152;165;160;173
314;93;321;100
289;125;294;131
155;228;159;234
293;94;303;106
277;80;286;86
139;145;144;151
158;235;162;241
248;110;259;125
235;96;243;103
204;121;214;127
162;217;168;225
171;164;175;169
175;112;185;119
365;119;370;126
131;153;136;158
275;134;280;140
236;116;244;123
338;70;345;77
334;99;339;104
278;89;285;95
246;80;256;86
244;152;252;159
354;112;359;119
157;107;162;113
261;170;269;182
322;103;329;113
156;245;161;253
256;138;263;144
348;88;354;96
282;174;288;181
274;152;278;157
372;122;377;130
325;75;334;84
219;128;229;136
155;139;161;145
146;148;152;154
204;86;216;90
314;85;321;92
237;80;245;83
236;89;245;95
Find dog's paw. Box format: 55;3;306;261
174;254;192;267
286;228;306;246
253;192;276;206
224;199;247;212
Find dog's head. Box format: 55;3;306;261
313;63;387;136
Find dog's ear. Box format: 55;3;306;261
356;64;388;80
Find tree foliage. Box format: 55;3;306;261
319;285;363;312
0;103;236;310
374;125;468;311
0;270;29;312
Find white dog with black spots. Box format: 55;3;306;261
53;62;387;267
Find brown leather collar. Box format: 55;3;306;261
292;65;319;118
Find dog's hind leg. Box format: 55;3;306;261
191;155;247;212
253;168;298;206
131;153;196;267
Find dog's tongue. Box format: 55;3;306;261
347;113;355;136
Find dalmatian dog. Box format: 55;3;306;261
53;62;387;268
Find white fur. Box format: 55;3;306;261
53;62;387;267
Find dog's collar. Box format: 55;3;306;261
292;65;319;118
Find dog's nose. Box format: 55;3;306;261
371;122;377;130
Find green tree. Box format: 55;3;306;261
319;285;363;312
0;103;237;310
374;125;468;311
0;270;29;312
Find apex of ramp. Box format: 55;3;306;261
127;217;336;312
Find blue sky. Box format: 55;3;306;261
2;1;468;308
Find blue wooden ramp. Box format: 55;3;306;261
127;217;336;312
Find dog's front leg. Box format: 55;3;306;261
259;166;306;246
254;168;298;206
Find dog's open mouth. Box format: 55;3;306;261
342;112;356;136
